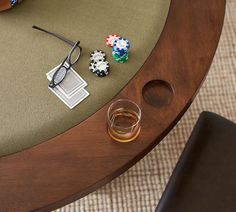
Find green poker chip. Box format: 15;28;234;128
112;52;121;60
113;53;129;63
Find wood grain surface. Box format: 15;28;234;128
0;0;225;211
0;0;11;11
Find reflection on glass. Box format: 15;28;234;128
107;99;141;142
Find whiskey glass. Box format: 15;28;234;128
107;99;141;142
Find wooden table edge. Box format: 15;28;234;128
0;0;226;211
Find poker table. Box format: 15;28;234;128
0;0;225;211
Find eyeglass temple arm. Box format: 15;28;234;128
32;25;75;47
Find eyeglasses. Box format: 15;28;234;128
48;41;82;88
32;25;82;88
32;25;75;46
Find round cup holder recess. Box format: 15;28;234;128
142;80;174;107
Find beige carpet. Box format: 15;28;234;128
55;1;236;211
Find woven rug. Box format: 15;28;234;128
56;1;236;211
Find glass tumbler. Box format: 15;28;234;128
107;99;141;142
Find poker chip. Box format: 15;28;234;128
113;38;130;52
10;0;18;6
112;48;128;57
106;34;120;47
112;37;129;63
89;60;97;73
112;37;130;58
90;50;106;62
112;51;120;60
89;60;110;77
112;52;129;63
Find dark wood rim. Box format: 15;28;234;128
0;0;11;11
0;0;226;211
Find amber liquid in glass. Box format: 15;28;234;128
108;108;141;142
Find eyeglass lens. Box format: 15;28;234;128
66;42;81;66
69;47;81;65
49;41;81;88
53;66;68;84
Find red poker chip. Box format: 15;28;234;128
106;34;120;47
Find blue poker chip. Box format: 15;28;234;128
112;47;128;57
113;38;130;52
10;0;18;6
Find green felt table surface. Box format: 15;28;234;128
0;0;170;157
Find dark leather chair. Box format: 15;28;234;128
155;111;236;212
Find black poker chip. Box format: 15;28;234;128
89;60;110;77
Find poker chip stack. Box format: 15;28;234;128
89;50;110;77
10;0;22;6
112;38;130;63
106;35;130;63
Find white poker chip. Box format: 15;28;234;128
106;34;120;47
89;60;97;73
90;50;106;61
89;60;110;77
113;38;130;51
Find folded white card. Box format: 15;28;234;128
48;86;89;109
47;63;87;98
47;63;89;109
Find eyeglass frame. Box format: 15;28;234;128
48;40;82;88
